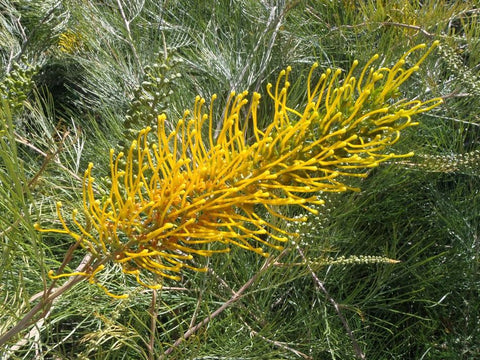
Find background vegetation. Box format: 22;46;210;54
1;0;479;359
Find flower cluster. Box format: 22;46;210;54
406;149;480;175
36;42;442;297
58;30;84;54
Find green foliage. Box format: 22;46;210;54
1;0;480;359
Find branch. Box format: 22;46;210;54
8;1;62;72
147;289;158;360
380;21;434;38
329;20;435;39
241;319;312;359
161;255;278;357
0;254;92;349
14;131;82;184
296;246;366;360
116;0;142;69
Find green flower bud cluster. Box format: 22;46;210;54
0;58;39;114
320;255;400;266
119;55;182;154
439;44;480;97
416;150;480;175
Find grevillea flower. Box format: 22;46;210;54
36;42;442;297
58;30;84;54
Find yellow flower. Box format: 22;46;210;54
36;42;442;297
58;30;83;54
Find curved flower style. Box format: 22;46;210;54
36;42;442;297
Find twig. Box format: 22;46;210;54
116;0;142;69
206;267;266;329
296;246;366;360
380;21;434;37
441;91;475;100
201;250;310;358
241;318;312;359
161;255;277;357
3;305;53;357
0;254;93;349
7;1;62;72
330;20;435;39
27;128;70;189
14;131;82;183
188;286;203;330
147;289;158;360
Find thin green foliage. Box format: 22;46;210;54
1;1;479;359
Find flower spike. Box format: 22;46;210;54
36;42;442;297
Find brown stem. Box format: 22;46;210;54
241;317;312;360
14;131;82;184
147;289;158;360
296;246;365;360
161;255;278;357
0;254;92;349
